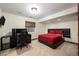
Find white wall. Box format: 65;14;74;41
35;22;46;38
45;19;78;43
0;10;38;44
0;11;46;40
1;12;36;36
0;9;1;37
0;9;2;38
0;9;2;17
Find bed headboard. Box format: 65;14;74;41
48;28;71;38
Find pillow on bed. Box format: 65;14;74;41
55;30;63;34
49;30;63;34
49;31;56;34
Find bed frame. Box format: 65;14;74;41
39;38;64;49
38;28;70;49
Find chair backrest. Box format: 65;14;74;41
19;30;29;43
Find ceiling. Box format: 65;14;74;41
41;13;77;24
0;3;77;19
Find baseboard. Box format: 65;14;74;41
64;41;78;45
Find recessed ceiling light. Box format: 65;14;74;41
57;19;61;21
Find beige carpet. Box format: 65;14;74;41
0;40;78;56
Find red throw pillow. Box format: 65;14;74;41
55;30;63;34
49;31;55;34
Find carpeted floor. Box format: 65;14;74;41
0;40;78;56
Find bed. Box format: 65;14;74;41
38;30;64;49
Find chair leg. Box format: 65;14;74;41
26;44;28;48
20;46;22;50
26;45;28;48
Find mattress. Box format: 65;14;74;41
38;34;62;45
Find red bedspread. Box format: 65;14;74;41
38;34;62;45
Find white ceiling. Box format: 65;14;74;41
0;3;77;19
41;13;77;24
